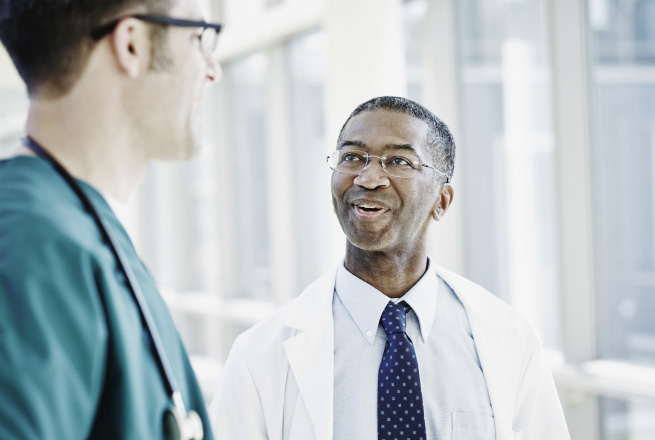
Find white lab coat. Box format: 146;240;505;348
210;264;570;440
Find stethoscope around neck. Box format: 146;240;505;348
22;136;204;440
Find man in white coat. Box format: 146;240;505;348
210;96;570;440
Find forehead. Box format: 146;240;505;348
341;110;430;152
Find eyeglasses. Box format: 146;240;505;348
91;14;223;56
327;149;450;181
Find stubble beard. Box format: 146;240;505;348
342;216;397;253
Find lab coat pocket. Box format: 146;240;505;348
451;412;495;440
513;430;522;440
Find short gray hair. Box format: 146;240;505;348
337;96;455;182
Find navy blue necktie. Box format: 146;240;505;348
378;301;426;440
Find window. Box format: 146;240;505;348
588;0;655;436
130;7;329;394
286;31;331;291
403;0;427;102
590;0;655;367
601;397;655;440
454;0;561;351
225;53;272;302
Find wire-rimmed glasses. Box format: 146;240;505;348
327;149;450;182
91;14;223;56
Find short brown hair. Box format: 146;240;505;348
0;0;173;97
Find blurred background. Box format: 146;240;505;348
1;0;655;438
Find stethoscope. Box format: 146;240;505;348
22;136;204;440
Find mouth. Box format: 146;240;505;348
351;202;390;218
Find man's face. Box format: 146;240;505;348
141;0;219;160
331;109;443;254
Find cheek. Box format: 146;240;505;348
331;174;348;200
399;185;434;218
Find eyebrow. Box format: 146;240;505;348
339;140;365;149
338;141;419;155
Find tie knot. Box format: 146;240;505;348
380;301;411;335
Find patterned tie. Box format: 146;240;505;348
378;301;426;440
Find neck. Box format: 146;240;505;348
25;95;149;203
344;243;429;298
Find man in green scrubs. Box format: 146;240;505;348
0;0;220;438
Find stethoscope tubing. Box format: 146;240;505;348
21;136;189;417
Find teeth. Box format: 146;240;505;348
358;204;380;209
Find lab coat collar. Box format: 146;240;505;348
280;269;337;440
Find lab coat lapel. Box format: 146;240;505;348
281;269;336;440
436;266;525;440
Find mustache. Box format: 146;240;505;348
346;190;397;210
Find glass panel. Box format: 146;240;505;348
458;0;503;66
601;397;655;440
589;1;655;434
403;0;427;102
454;0;561;350
590;0;655;64
286;30;331;290
136;160;221;295
590;0;655;367
225;53;271;301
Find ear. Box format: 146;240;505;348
431;183;454;221
109;18;151;78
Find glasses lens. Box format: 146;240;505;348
200;28;218;54
332;150;367;173
383;154;421;178
328;150;422;178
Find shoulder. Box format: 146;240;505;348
435;264;509;311
0;160;110;438
229;269;337;359
435;265;541;343
0;157;104;258
0;157;113;323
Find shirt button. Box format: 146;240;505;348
366;330;373;337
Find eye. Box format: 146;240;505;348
388;156;412;166
341;152;365;163
193;28;206;44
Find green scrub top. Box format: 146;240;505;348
0;156;214;439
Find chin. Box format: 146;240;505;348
186;124;204;157
173;132;203;160
345;229;394;252
182;138;202;159
348;240;386;252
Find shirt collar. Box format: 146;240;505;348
335;257;439;345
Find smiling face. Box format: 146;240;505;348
331;109;447;254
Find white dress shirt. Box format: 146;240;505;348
333;258;496;439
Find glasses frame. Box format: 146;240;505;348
326;150;450;182
91;14;222;54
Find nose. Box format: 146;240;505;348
205;55;221;84
353;156;390;189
